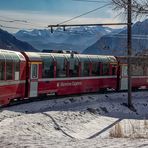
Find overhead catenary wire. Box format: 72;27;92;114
0;20;46;29
72;0;110;3
48;1;127;34
0;24;35;31
0;15;28;23
0;15;46;29
105;34;148;40
57;3;112;25
0;2;111;31
0;19;28;23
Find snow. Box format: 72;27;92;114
0;91;148;147
38;31;42;36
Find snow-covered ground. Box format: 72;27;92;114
0;91;148;148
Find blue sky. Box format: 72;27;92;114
0;0;121;32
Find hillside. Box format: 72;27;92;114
83;19;148;55
0;29;38;52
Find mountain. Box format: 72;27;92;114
0;29;38;52
14;26;119;53
83;19;148;55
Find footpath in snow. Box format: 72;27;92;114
0;91;148;148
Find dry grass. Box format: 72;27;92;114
110;120;148;139
110;123;124;138
144;120;148;129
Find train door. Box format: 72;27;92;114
120;64;128;90
29;63;38;97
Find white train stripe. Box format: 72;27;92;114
120;76;148;79
2;75;146;86
0;80;26;86
132;76;148;78
38;76;117;82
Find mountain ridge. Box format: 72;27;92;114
15;26;122;53
0;28;38;52
83;19;148;55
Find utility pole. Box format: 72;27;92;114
127;0;132;108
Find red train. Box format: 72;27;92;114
0;49;148;106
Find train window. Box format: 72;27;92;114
56;57;67;78
6;61;13;80
121;65;127;76
145;67;148;76
31;64;38;79
14;61;20;80
102;64;110;76
81;62;89;76
92;62;100;76
42;56;54;78
112;65;117;75
0;61;5;80
131;64;143;76
10;53;20;80
69;59;79;77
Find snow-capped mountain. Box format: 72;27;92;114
83;19;148;55
14;26;119;53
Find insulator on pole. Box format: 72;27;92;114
63;26;66;31
51;27;53;33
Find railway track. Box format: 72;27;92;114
0;89;147;110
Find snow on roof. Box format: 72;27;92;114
0;49;25;61
37;52;117;63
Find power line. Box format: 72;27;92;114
0;19;26;23
0;16;46;28
106;34;148;40
52;29;148;39
0;22;46;31
0;24;34;30
57;3;112;25
73;0;110;3
73;0;125;21
0;24;20;30
0;16;28;23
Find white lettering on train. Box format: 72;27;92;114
57;81;82;87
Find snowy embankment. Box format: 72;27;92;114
0;92;148;148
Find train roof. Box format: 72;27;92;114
24;52;117;63
24;52;42;62
0;49;26;61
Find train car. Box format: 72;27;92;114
117;56;148;90
0;49;26;106
3;49;148;107
22;52;118;98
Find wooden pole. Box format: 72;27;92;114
127;0;132;108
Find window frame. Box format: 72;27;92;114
0;60;5;81
68;57;79;77
41;55;54;78
55;56;67;78
102;63;110;76
91;62;101;76
31;64;38;79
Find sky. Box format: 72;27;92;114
0;0;122;32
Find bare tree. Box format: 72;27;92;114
112;0;148;19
